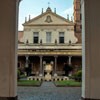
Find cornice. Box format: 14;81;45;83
18;50;82;56
23;11;73;26
24;24;74;27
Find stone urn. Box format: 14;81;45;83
44;64;52;81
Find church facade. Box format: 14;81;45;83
18;7;82;77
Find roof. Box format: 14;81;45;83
18;31;24;43
23;7;74;26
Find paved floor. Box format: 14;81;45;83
18;82;81;100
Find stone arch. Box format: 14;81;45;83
0;0;100;100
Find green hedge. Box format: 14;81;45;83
18;80;41;86
71;70;82;82
55;80;81;87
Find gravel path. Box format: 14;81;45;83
18;82;81;100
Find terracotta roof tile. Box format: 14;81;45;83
18;31;23;42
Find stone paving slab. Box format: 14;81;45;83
17;82;81;100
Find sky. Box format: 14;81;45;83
18;0;74;31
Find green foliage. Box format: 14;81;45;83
63;64;73;76
72;70;82;82
17;68;26;80
18;80;41;86
17;69;21;80
55;80;81;87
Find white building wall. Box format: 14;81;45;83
22;25;77;44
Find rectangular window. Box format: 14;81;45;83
46;32;51;43
59;32;64;43
33;32;39;43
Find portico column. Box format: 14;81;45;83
25;55;29;68
0;0;19;99
68;56;72;65
81;0;100;99
39;56;43;76
54;56;57;76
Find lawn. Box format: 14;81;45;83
18;80;42;86
54;80;81;87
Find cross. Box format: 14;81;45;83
48;2;50;7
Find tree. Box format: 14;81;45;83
63;63;73;76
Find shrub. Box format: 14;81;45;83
17;69;21;80
72;70;82;82
63;64;74;76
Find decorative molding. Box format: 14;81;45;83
18;50;82;56
23;10;73;26
45;15;53;23
24;24;74;26
41;29;44;31
54;29;57;31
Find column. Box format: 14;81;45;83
39;56;43;76
54;56;57;76
25;55;29;76
25;55;29;68
81;0;100;99
31;63;34;74
43;61;46;76
68;56;72;65
0;0;19;99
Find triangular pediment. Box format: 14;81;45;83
23;11;74;26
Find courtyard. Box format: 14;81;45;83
18;82;81;100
